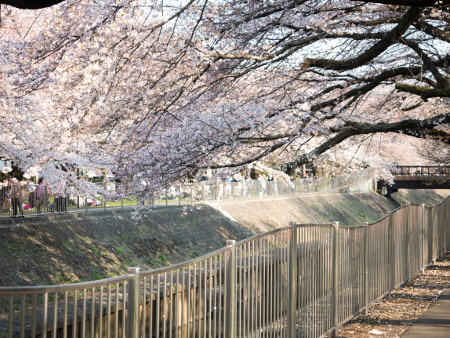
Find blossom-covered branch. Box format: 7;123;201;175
0;0;448;198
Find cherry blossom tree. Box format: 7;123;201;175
1;0;446;9
417;139;450;165
0;0;448;198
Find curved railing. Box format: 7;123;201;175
1;196;448;337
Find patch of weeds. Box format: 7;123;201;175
121;235;128;240
91;265;107;280
115;246;124;254
145;258;154;265
101;251;109;258
152;261;162;268
358;210;367;219
338;201;350;208
92;273;106;280
63;241;72;249
91;247;99;255
57;273;74;283
158;254;167;262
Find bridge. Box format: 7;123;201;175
378;165;450;194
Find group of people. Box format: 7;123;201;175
0;177;47;216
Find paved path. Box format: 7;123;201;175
402;287;450;337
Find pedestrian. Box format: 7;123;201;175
10;178;22;216
36;177;46;213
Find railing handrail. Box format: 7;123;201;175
0;274;133;294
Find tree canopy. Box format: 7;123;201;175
1;0;448;9
0;0;448;196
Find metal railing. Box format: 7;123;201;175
392;165;450;176
1;196;448;337
0;170;374;218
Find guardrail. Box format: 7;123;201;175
1;196;448;337
0;170;374;218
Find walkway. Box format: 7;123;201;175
339;250;450;337
402;287;450;337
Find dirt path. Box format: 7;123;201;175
339;251;450;337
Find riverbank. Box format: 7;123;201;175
0;189;448;286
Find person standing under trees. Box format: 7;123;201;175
36;178;46;213
0;179;9;215
9;178;22;217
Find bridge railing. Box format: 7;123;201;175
393;165;450;176
1;197;448;337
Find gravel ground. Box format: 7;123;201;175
339;251;450;337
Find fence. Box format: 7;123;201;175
1;196;448;337
0;170;374;218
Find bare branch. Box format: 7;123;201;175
350;0;447;7
286;113;450;169
303;7;423;71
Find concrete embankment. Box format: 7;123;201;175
0;189;448;286
206;189;449;232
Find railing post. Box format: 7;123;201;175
421;204;425;272
431;204;436;263
363;222;369;315
388;211;394;292
288;221;297;337
331;221;339;338
444;199;448;252
225;240;237;338
127;267;140;338
405;202;410;280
